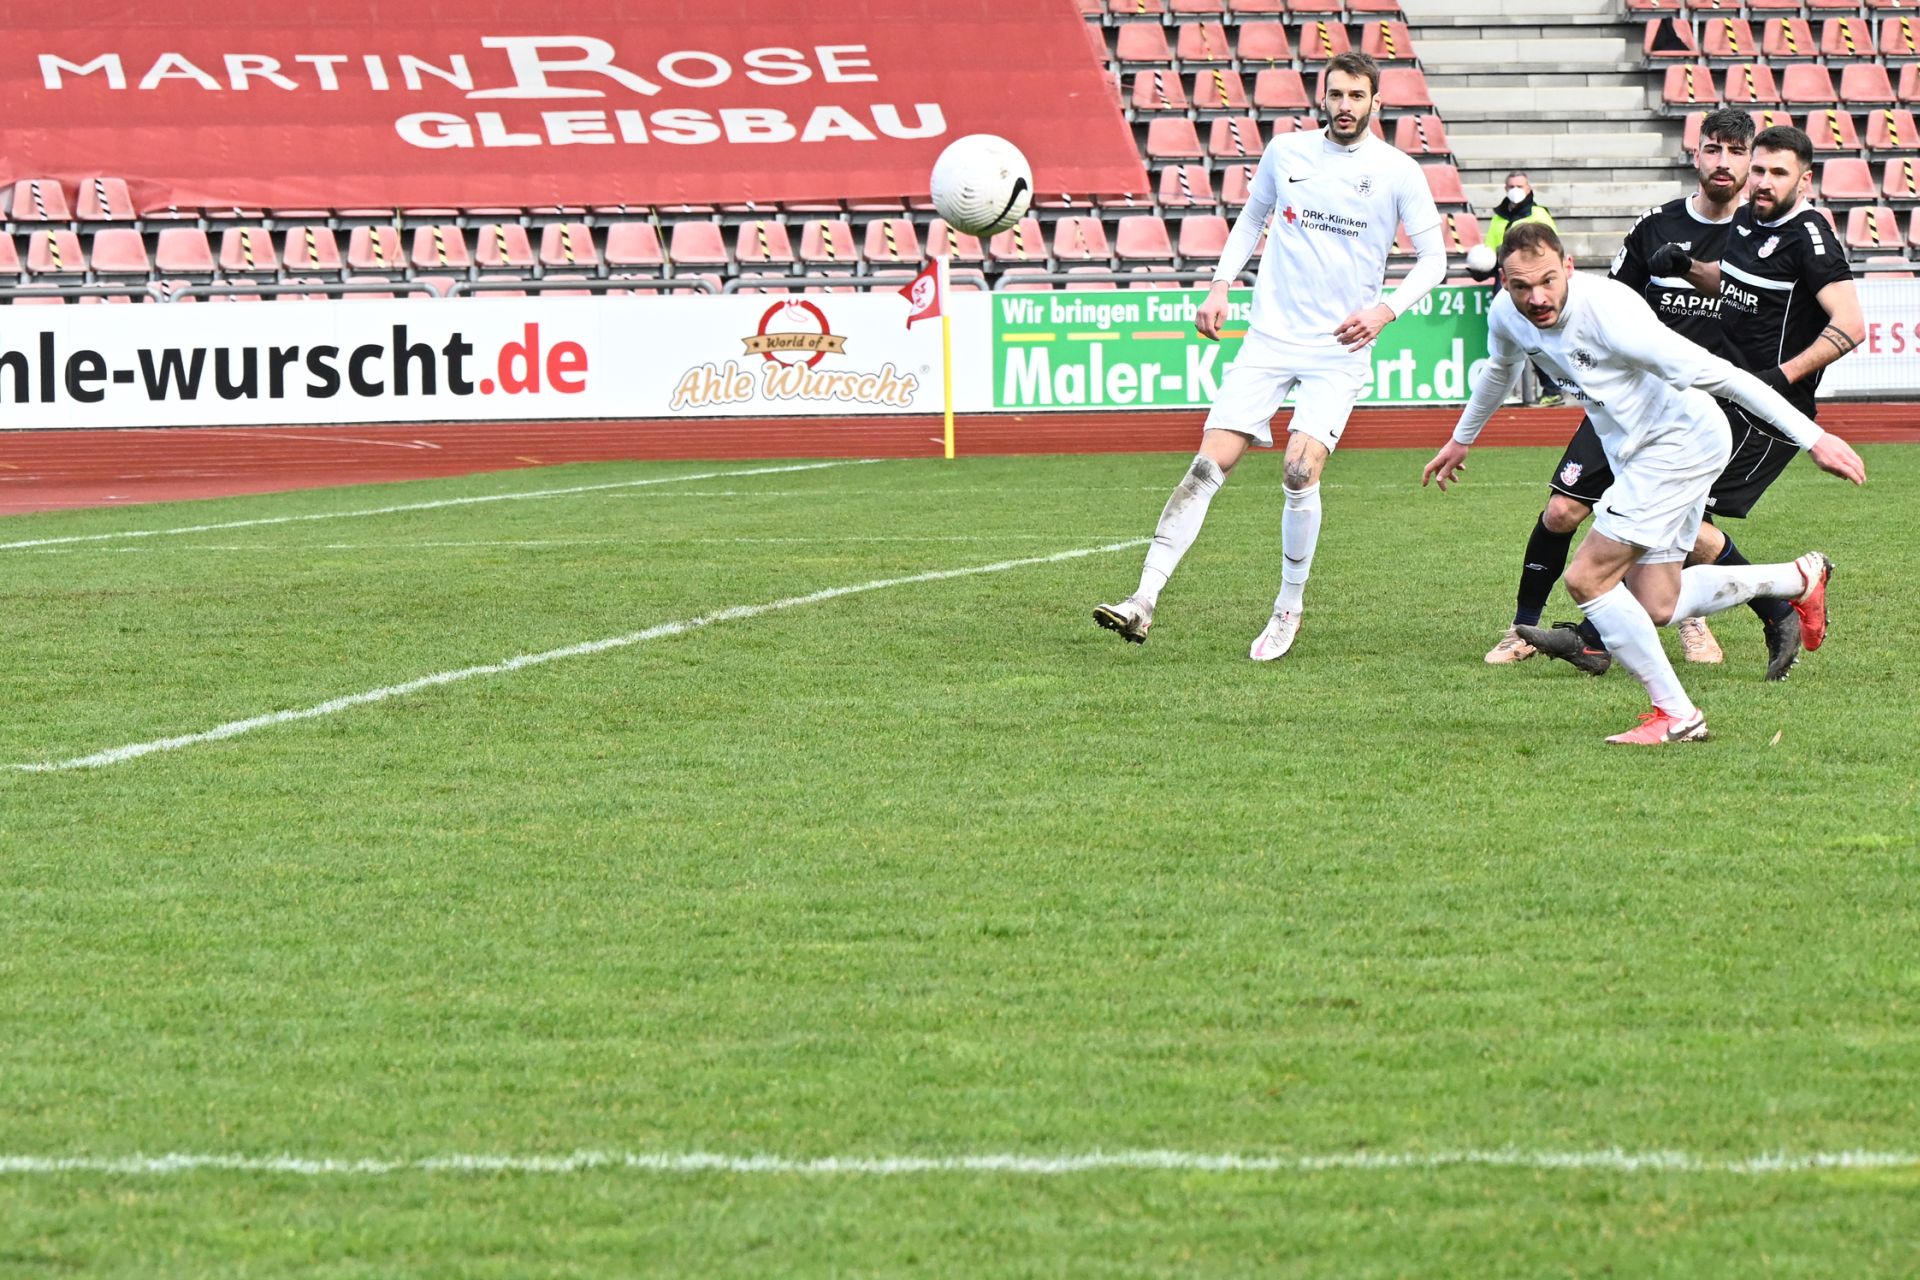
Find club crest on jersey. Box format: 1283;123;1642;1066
1758;235;1780;258
1353;176;1373;196
1572;348;1597;371
1559;461;1584;488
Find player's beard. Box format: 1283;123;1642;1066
1327;106;1372;144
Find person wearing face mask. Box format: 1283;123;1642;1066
1485;172;1558;264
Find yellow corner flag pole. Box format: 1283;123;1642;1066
939;253;955;460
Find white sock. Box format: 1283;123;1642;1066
1579;582;1696;719
1273;482;1321;615
1136;455;1225;605
1670;561;1807;623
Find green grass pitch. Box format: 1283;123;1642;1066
1;444;1915;1276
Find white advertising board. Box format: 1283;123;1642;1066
0;294;995;429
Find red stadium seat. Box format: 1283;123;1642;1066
1819;17;1874;59
1421;163;1468;206
1901;65;1920;103
1219;162;1257;209
1253;68;1311;113
1189;68;1249;112
411;224;475;273
1175;22;1234;64
1052;216;1112;262
1806;108;1863;153
1131;70;1191;113
74;177;136;224
1905;208;1920;246
862;217;920;266
219;226;278;275
1147;117;1206;162
1817;156;1877;201
1235;22;1292;64
0;232;21;277
1846;206;1903;249
1723;63;1781;105
1868;0;1920;11
1760;17;1816;60
1884;156;1920;200
26;229;85;277
988;218;1049;265
1882;14;1920;58
1867;108;1920;151
1841;64;1897;106
1171;0;1227;13
1779;64;1835;105
538;222;601;271
1297;19;1352;62
735;219;795;270
1225;0;1285;13
665;221;728;268
604;222;665;271
1289;0;1341;13
924;219;985;263
346;226;405;274
1439;211;1485;252
1207;116;1265;160
1663;64;1720;108
797;219;857;268
1158;164;1218;208
1646;19;1700;59
1361;21;1417;62
1109;0;1167;18
281;225;343;274
8;180;71;223
473;222;536;272
1750;107;1795;133
1176;214;1230;262
1084;20;1111;65
1378;67;1434;111
88;228;150;276
1626;0;1681;10
1700;17;1756;60
1116;215;1175;262
1393;114;1450;156
154;228;214;277
1681;109;1708;151
1115;24;1174;67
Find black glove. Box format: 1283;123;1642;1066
1756;365;1793;393
1647;242;1692;277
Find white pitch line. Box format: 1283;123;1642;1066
0;1148;1912;1178
5;538;1149;773
0;459;881;552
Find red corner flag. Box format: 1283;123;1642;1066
900;259;943;327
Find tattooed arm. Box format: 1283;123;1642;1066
1775;278;1866;388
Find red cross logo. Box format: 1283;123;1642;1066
1281;206;1299;227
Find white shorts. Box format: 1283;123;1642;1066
1203;336;1368;450
1590;417;1734;564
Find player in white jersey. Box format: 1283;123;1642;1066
1423;223;1866;744
1094;52;1446;659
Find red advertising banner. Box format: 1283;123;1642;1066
1;0;1145;212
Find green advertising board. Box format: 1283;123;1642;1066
991;286;1494;410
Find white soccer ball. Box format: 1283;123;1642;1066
1465;244;1497;276
930;134;1033;237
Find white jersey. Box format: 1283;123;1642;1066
1237;130;1441;351
1453;272;1823;463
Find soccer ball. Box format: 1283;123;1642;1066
930;134;1033;237
1465;245;1497;276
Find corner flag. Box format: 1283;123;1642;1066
900;257;956;458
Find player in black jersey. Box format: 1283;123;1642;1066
1484;108;1753;667
1498;123;1865;681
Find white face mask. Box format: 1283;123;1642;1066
1506;185;1529;205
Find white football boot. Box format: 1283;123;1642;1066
1248;610;1301;662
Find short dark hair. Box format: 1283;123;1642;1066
1499;220;1566;264
1323;51;1380;95
1699;107;1755;147
1752;124;1814;168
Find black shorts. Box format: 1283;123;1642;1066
1545;406;1799;520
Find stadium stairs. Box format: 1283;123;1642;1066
1406;0;1683;260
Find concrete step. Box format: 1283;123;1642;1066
1465;178;1680;218
1433;84;1651;121
1415;36;1631;70
1447;131;1676;165
1403;0;1620;19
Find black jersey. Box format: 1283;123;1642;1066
1608;195;1738;359
1717;201;1855;423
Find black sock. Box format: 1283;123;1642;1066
1716;535;1793;623
1515;513;1574;627
1577;618;1604;649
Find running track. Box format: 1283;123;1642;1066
3;405;1916;515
